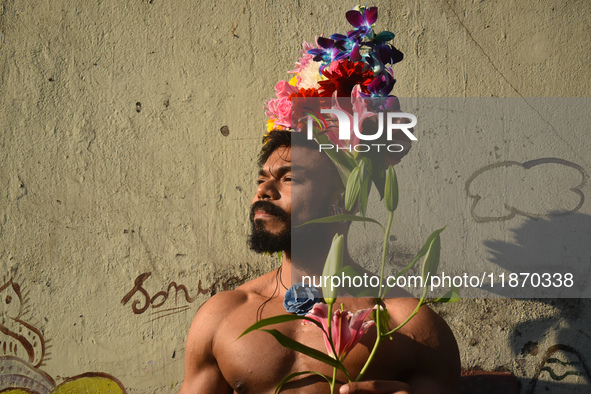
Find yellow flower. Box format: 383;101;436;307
267;119;277;132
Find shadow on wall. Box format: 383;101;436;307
484;213;591;392
481;212;591;298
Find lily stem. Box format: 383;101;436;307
378;211;394;299
356;210;393;382
384;286;428;337
355;311;382;382
331;367;337;394
327;302;335;393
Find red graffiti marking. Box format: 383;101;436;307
121;272;247;316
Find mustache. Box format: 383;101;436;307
250;201;289;223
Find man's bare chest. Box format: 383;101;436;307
211;300;415;393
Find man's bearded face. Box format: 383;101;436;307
247;144;343;256
248;200;290;253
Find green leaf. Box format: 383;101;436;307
306;113;325;130
373;31;395;42
345;165;361;211
363;147;386;200
337;264;365;277
275;371;331;394
395;227;446;278
372;306;391;336
313;133;357;185
259;329;342;370
421;233;441;285
427;286;461;304
238;314;322;339
297;214;383;229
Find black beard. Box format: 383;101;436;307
248;201;291;254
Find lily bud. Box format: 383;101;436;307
322;234;344;304
384;165;398;212
345;165;361;212
421;233;441;285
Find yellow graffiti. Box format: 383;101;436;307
51;376;125;394
2;390;31;394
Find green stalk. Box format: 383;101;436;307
356;208;394;381
327;303;335;393
358;290;428;381
354;304;382;382
327;302;333;348
379;211;394;299
321;320;352;382
384;286;428;337
331;367;337;394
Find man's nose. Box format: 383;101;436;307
255;179;280;201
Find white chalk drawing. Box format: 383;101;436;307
465;158;587;223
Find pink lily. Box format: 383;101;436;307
305;303;375;361
325;88;376;153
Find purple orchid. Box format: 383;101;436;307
376;44;404;65
308;37;349;67
330;31;363;61
363;70;395;97
358;69;400;112
345;6;378;37
373;95;401;112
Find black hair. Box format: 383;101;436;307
258;130;322;167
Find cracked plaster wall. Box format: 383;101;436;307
0;0;589;392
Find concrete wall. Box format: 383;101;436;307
0;0;589;392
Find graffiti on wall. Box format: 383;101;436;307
465;158;587;223
526;344;591;393
0;268;47;368
0;268;127;394
121;271;249;321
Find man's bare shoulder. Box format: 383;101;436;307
382;297;460;391
189;270;278;332
192;289;246;325
181;270;280;394
384;297;456;346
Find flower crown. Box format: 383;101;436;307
265;5;403;135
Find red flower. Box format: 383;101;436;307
288;88;325;129
319;60;374;97
289;87;321;99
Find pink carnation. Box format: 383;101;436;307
289;40;319;75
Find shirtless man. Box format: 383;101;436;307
180;130;460;393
